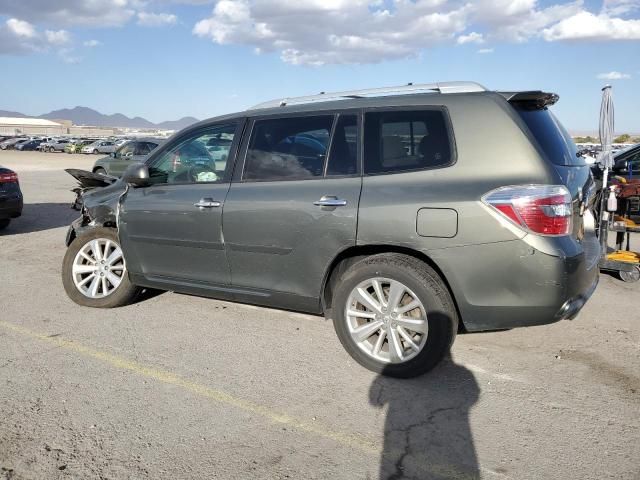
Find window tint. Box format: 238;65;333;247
326;114;358;176
515;108;583;166
364;110;452;174
149;124;236;184
244;116;333;181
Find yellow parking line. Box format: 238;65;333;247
0;320;491;479
0;320;378;454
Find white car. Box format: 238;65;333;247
81;140;117;154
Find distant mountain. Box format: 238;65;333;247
157;117;200;130
0;106;199;130
0;110;29;118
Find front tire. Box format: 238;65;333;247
331;253;458;378
62;227;140;308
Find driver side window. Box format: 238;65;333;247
149;124;237;185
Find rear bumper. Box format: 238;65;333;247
428;234;600;332
0;194;23;219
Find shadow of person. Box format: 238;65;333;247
370;355;480;480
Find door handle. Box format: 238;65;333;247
313;196;348;207
194;198;222;209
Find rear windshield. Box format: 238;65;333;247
515;108;583;166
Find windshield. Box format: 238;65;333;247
515;108;584;166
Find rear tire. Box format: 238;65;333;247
62;227;141;308
0;219;10;230
331;253;457;378
619;266;640;283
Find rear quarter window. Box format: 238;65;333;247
515;108;584;166
363;109;453;175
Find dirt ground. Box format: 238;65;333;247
0;150;638;480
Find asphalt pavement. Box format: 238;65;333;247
0;150;638;480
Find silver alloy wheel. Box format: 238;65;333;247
345;277;428;364
72;238;126;298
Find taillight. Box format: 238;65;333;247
482;185;572;236
0;172;18;184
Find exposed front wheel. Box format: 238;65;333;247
332;253;458;378
62;228;141;308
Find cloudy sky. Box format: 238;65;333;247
0;0;638;132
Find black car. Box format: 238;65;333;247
0;166;23;230
611;143;640;180
16;139;42;151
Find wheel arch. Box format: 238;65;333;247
321;244;466;331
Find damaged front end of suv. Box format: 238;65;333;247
64;169;126;247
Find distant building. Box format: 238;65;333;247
0;116;116;137
0;117;65;136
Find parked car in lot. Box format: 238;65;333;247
41;138;72;152
81;140;117;155
92;139;163;176
0;137;28;150
16;139;43;151
0;166;23;230
65;140;95;154
62;81;599;378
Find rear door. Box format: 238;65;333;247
223;112;362;310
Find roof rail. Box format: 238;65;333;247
249;81;487;110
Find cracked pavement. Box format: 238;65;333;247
0;151;639;479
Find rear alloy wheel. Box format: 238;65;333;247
62;228;140;307
332;253;458;378
345;277;428;364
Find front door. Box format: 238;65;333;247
118;122;242;289
223;113;362;309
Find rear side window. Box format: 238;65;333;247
515;108;583;166
364;109;452;175
244;116;333;181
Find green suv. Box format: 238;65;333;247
61;81;599;377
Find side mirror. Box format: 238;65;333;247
122;162;151;187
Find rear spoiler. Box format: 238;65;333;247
498;91;559;110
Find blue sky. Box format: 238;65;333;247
0;0;638;133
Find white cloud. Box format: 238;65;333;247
45;29;71;45
192;0;640;65
457;31;484;44
6;18;36;38
0;0;135;28
58;47;82;64
137;11;178;27
477;48;494;54
194;0;470;65
0;18;73;56
542;11;640;41
83;39;102;47
597;71;632;80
